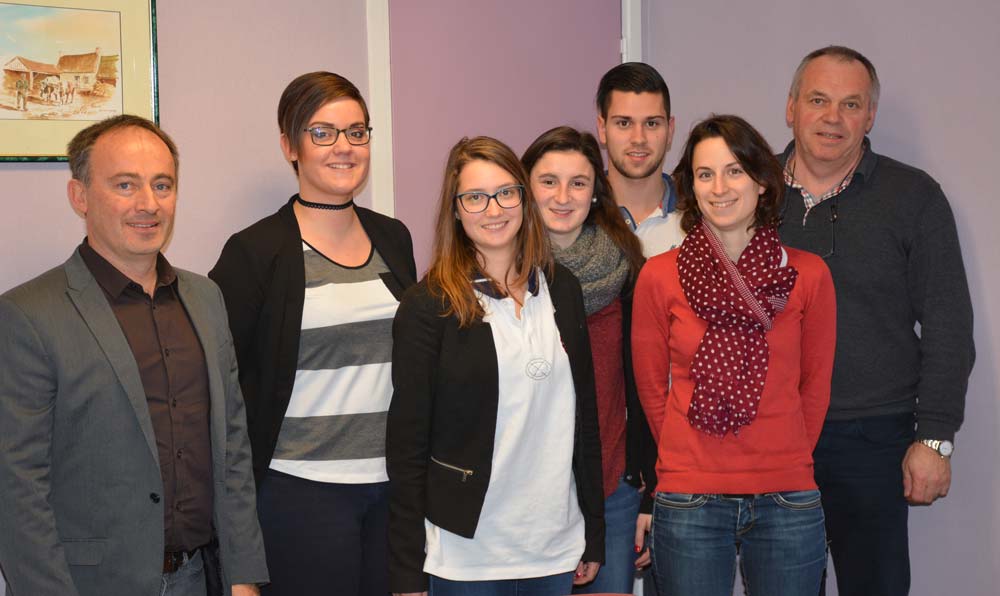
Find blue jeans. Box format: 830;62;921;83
258;470;389;596
814;413;914;596
429;571;575;595
574;477;641;594
160;550;206;596
651;491;826;596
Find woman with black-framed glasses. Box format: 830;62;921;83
386;136;604;596
209;71;416;596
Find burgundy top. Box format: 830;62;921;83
587;298;627;498
80;241;213;552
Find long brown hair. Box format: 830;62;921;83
521;126;645;279
672;114;785;234
427;136;553;327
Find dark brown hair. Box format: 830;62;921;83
67;114;179;185
521;125;644;278
277;71;369;174
596;62;671;119
672;114;784;234
427;136;553;327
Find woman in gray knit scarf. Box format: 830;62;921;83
522;127;653;595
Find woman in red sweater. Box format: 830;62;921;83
631;114;836;596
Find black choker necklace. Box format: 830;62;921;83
295;195;355;211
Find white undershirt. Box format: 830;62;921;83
423;270;585;580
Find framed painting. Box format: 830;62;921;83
0;0;157;161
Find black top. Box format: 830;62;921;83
778;140;974;440
209;196;418;484
386;263;605;593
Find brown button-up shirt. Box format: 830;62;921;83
79;241;213;552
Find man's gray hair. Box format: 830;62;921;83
789;45;880;108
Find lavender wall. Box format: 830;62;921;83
645;1;1000;594
0;0;370;292
388;0;622;272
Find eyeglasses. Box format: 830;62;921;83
822;198;838;259
303;126;372;146
455;185;524;213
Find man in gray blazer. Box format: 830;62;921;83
0;115;268;596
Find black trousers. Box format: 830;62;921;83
815;412;914;596
257;469;390;596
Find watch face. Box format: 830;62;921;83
939;441;954;457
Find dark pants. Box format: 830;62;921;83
814;413;914;596
258;470;389;596
429;571;575;596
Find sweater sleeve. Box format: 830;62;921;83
630;257;673;446
907;181;975;441
208;233;268;394
385;285;442;593
797;256;837;448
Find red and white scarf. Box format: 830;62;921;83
677;222;798;437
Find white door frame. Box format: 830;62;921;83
365;0;395;216
621;0;643;62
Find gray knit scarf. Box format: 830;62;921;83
552;224;630;315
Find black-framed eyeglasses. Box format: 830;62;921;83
455;185;524;213
303;125;372;146
822;198;839;259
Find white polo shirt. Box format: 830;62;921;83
423;270;585;581
618;172;686;258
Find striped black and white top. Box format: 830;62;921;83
269;242;399;484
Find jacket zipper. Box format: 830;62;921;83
430;456;474;482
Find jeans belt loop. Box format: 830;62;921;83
163;547;199;574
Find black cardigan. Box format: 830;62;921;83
620;279;658;513
208;196;417;485
385;264;605;593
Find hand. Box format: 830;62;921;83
902;441;952;505
573;560;600;585
231;584;260;596
634;512;653;568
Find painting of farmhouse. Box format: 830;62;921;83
0;2;123;121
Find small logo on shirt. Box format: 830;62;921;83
526;358;552;380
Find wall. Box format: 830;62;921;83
645;1;1000;594
0;0;369;293
388;0;622;272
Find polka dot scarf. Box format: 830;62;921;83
677;221;798;437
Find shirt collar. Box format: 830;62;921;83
780;137;875;186
471;268;539;300
618;172;677;230
78;239;177;298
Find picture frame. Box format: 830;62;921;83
0;0;157;161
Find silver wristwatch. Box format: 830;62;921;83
920;439;954;458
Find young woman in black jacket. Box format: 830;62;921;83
386;136;604;596
210;72;416;596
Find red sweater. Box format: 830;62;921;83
631;246;836;494
587;298;627;498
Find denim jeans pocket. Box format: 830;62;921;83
654;491;710;509
769;489;822;510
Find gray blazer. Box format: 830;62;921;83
0;251;268;596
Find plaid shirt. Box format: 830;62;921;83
783;141;866;225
